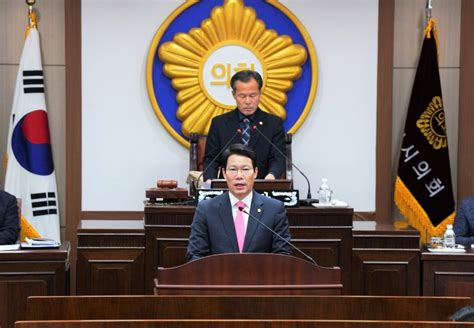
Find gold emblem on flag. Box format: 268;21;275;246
158;0;307;137
416;96;447;150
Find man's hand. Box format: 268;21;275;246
264;173;276;180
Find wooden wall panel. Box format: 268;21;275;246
394;0;461;68
457;0;474;200
375;0;394;223
65;0;82;294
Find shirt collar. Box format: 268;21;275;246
229;191;253;209
238;110;255;122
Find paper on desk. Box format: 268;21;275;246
25;237;59;245
0;243;21;251
312;200;349;208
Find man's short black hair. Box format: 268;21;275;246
230;70;263;92
221;143;257;169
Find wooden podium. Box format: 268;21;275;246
154;253;342;295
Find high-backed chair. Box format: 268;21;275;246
189;132;293;193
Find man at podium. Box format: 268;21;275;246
187;144;291;261
203;70;286;182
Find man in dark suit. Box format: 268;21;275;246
203;70;286;182
187;144;291;261
0;190;20;245
454;196;474;245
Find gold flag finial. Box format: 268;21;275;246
26;0;37;36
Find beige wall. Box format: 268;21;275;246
0;0;66;239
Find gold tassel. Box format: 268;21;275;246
394;177;454;244
424;18;440;64
25;11;37;38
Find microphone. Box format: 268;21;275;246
239;206;318;266
194;128;241;193
252;124;318;206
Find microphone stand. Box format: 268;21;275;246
252;125;318;206
193;129;242;195
240;207;318;265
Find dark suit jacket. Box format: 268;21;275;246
186;191;291;261
454;196;474;245
0;190;20;245
203;108;286;180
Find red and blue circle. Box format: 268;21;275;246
11;109;54;176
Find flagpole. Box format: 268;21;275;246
426;0;432;25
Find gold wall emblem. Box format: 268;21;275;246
158;0;307;137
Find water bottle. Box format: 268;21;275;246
317;178;333;204
443;224;455;248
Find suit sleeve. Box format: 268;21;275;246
203;118;221;181
267;118;286;179
454;200;474;245
186;203;211;261
0;194;20;245
271;201;291;255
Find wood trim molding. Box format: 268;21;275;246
457;0;474;201
82;211;144;220
375;0;395;224
65;0;82;294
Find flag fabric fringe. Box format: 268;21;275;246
395;177;454;244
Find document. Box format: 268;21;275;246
0;244;21;251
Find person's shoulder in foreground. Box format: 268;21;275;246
453;195;474;245
0;190;21;245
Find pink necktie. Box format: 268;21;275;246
234;201;246;253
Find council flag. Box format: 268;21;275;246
394;18;455;243
4;22;60;242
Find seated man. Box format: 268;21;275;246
0;190;20;245
203;70;286;182
453;195;474;245
187;144;291;261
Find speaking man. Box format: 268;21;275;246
203;70;286;182
187;144;291;261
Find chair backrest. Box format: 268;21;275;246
189;132;293;184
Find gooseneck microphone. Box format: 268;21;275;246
194;128;241;193
252;124;318;206
239;206;318;266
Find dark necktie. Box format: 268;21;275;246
242;118;250;145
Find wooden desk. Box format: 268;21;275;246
15;319;474;328
422;245;474;297
76;220;145;295
26;295;471;321
144;205;353;294
0;242;70;328
76;216;423;296
352;221;420;295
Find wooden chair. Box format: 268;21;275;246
189;132;293;193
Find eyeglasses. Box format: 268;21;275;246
225;167;254;177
